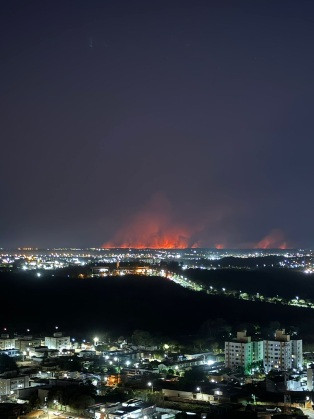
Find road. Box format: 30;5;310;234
26;409;85;419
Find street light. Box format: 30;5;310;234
196;387;203;401
93;337;99;347
147;381;154;392
53;399;59;411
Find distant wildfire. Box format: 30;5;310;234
102;193;200;249
102;193;291;250
254;229;289;249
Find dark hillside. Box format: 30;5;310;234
0;272;311;339
188;268;314;299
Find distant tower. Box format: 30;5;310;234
116;260;120;269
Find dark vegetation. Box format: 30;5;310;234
0;270;313;341
0;353;18;374
188;268;314;299
194;255;286;269
47;383;96;410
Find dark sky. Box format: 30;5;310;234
1;0;313;249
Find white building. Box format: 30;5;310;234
225;330;303;373
0;335;16;350
0;376;30;396
14;337;42;352
162;388;214;403
0;349;19;357
224;331;263;371
263;330;303;373
307;365;314;390
291;339;303;369
44;332;70;351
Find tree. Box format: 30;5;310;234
131;330;155;347
69;394;95;410
200;318;232;340
180;367;207;386
149;360;160;369
246;360;264;375
0;354;18;374
47;388;64;406
192;338;207;352
209;341;220;354
27;392;41;410
47;384;96;409
147;391;164;404
56;355;82;372
95;343;110;352
106;365;117;375
234;365;245;375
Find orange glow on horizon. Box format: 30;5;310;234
103;235;199;249
102;193;201;249
103;224;200;249
254;229;289;249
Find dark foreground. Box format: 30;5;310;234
0;271;312;341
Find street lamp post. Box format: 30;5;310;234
147;381;154;392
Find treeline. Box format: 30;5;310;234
187;268;314;299
1;272;314;341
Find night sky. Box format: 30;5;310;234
1;0;314;249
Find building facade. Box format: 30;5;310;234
0;335;16;350
225;330;303;373
44;333;70;351
224;331;263;372
14;337;42;352
0;376;30;396
263;330;303;373
307;365;314;391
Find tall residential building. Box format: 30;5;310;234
0;375;30;396
14;336;42;352
263;330;303;373
0;335;16;350
291;339;303;369
307;365;314;391
224;331;263;372
44;332;70;351
225;330;303;373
